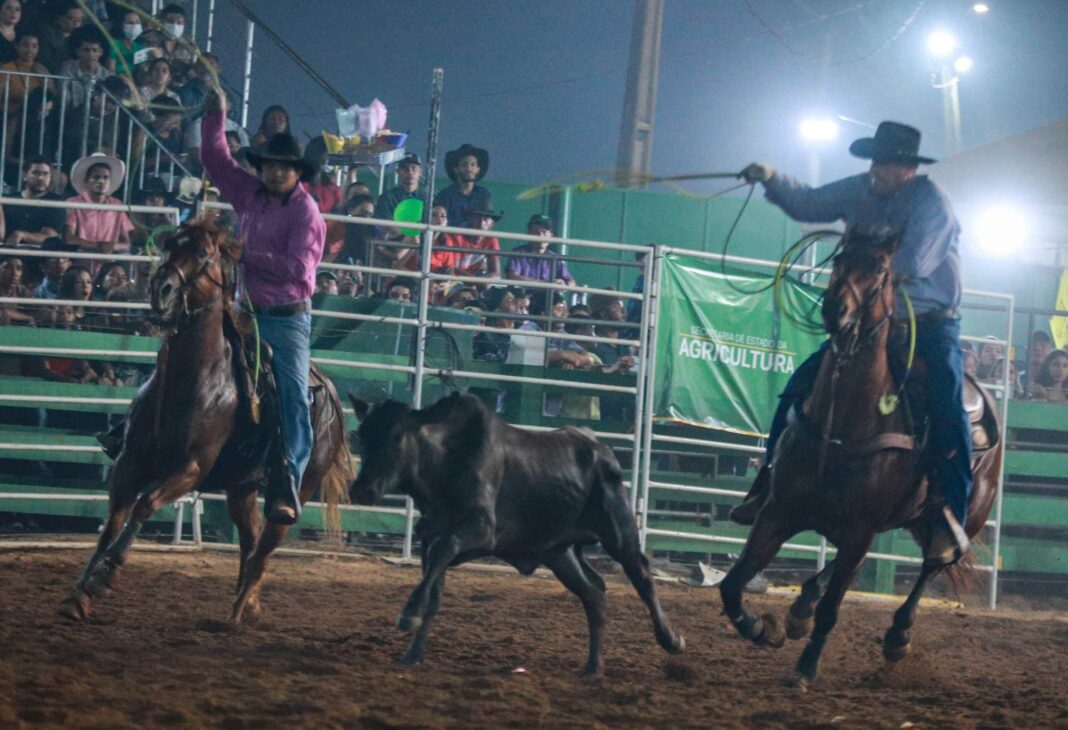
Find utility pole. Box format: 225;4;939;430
616;0;663;187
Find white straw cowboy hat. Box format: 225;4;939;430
71;152;126;196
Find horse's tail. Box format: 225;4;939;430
318;379;355;543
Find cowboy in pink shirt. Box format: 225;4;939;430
200;92;325;525
64;153;133;258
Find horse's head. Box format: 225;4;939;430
150;221;238;325
822;232;898;350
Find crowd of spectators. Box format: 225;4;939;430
964;330;1067;406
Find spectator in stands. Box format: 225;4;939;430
1023;330;1054;392
343;180;371;205
541;294;595;369
473;286;523;362
107;9;144;76
303;137;342;214
330;192;375;266
976;337;1003;381
64;152;133;256
962;348;978;379
1029;350;1068;403
60;25;111;110
128;176;170;251
138;57;180;112
33;247;70;299
0;0;22;64
444;284;479;309
399;203;461;280
385;277;415;303
455;206;502;279
434;143;491;228
376;153;423;221
143;93;184;157
35;0;82;74
0;156;65;246
506;214;575;286
156;3;195;81
92;260;127;299
336;269;360;297
588;293;635;373
175;51;218;112
251;104;289;148
110;257;153;304
316;270;338;296
0;254;33;325
2;30;52;117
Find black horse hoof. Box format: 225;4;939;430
57;592;91;621
883;628;912;662
785;610;812;640
83;574;114;599
757;613;786;649
396;651;423;666
781;672;811;692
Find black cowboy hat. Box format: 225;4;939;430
849;121;936;166
246;132;317;181
445;143;489;182
464;205;503;222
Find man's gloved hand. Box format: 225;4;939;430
740;163;775;184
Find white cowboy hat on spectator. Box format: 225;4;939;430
176;176;203;204
71;152;126;196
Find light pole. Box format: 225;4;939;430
927;31;973;155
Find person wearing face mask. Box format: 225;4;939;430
732;122;972;569
156;3;195;82
107;10;144;76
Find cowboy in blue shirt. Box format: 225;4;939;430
731;121;971;568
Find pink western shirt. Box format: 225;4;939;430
199;110;325;307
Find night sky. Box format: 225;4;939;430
203;0;1068;191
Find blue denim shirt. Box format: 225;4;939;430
763;172;961;315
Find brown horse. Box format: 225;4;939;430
719;234;1002;688
57;221;352;623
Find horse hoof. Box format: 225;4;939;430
57;592;91;621
579;667;605;680
883;640;911;663
669;634;686;654
781;672;810;692
396;613;422;633
785;611;812;641
758;613;786;649
396;651;423;666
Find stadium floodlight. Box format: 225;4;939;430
927;30;958;58
954;55;974;74
976;206;1029;255
972;3;989;14
799;117;839;143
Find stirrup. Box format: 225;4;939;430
924;506;969;568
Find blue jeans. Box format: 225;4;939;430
766;318;972;525
255;311;313;489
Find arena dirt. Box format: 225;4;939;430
2;548;1067;728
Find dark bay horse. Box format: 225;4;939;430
719;235;1002;688
57;221;353;623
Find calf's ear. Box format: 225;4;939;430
348;393;371;422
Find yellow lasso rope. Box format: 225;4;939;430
878;288;917;415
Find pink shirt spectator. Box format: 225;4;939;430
65;192;134;252
200;110;325;307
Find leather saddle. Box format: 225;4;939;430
898;359;999;456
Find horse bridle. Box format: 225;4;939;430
153;247;229;324
827;263;893;360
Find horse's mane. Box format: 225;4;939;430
174;219;242;265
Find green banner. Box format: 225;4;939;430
654;254;826;436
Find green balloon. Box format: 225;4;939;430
393;198;424;237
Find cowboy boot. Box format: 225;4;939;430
729;464;772;526
924;505;969;568
265;457;301;526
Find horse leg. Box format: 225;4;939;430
595;487;685;655
226;488;261;614
883;562;940;662
231;518;289;623
720;513;794;648
786;562;834;640
787;529;874;689
398;541;447;666
58;456;146;620
541;545;608;677
83;462;202;598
